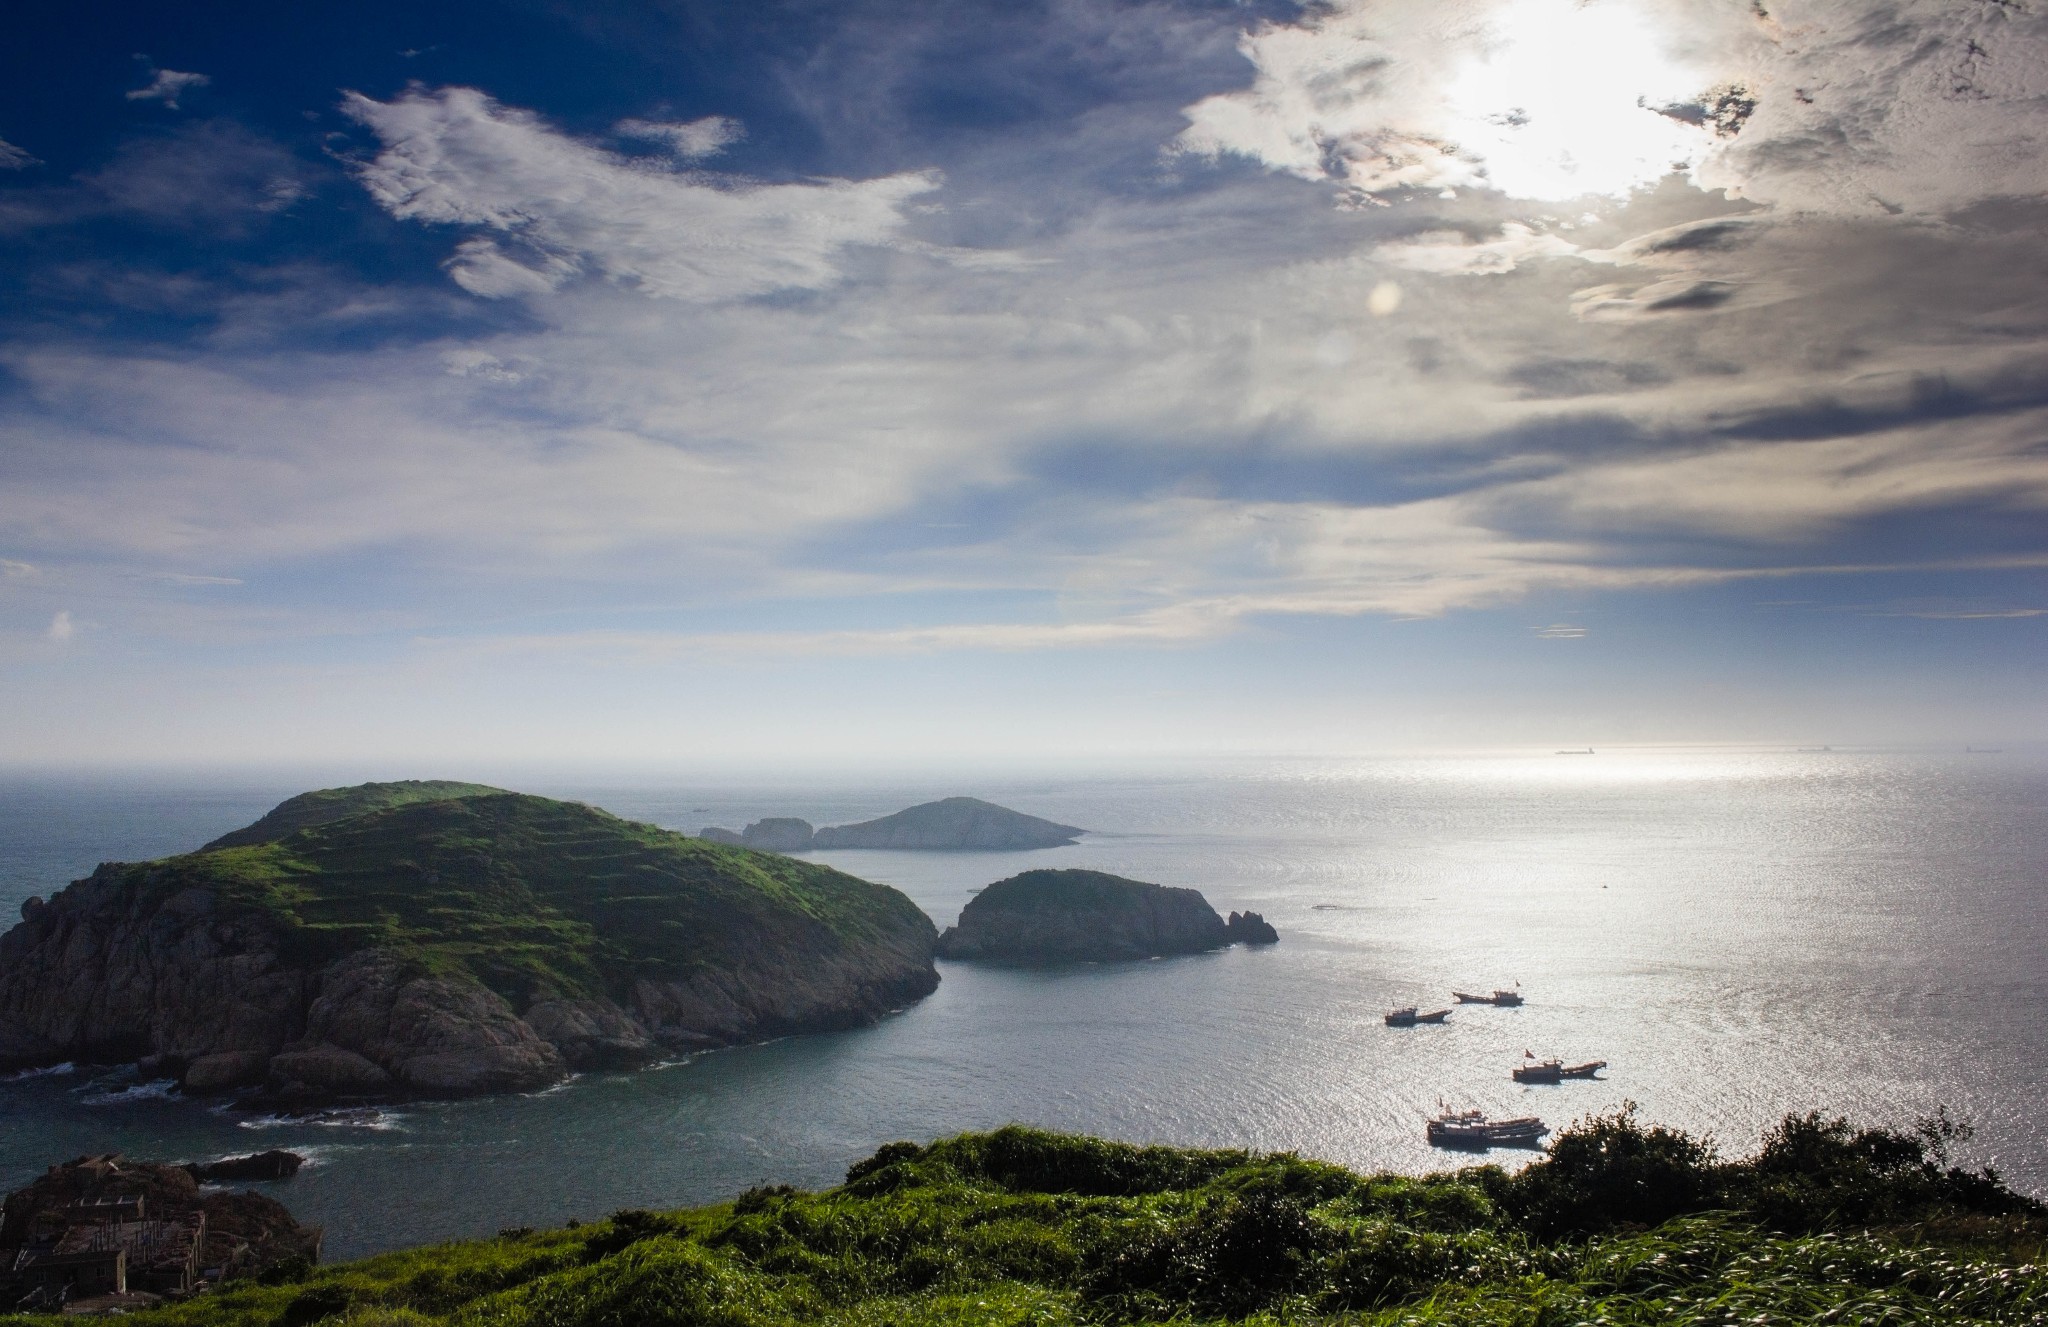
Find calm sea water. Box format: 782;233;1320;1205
1;751;2043;1258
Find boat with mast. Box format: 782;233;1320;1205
1384;1006;1451;1026
1426;1109;1549;1149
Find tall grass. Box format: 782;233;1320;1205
3;1109;2040;1327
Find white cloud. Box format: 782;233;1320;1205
0;137;38;169
615;115;745;160
126;69;210;110
46;610;74;642
341;87;943;302
1376;223;1584;275
1177;0;2048;215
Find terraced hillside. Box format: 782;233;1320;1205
0;788;939;1099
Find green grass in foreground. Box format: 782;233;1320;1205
8;1107;2041;1326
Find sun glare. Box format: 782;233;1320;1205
1442;0;1710;201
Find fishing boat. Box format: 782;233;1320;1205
1512;1056;1607;1083
1385;1006;1451;1026
1426;1110;1549;1149
1452;988;1524;1006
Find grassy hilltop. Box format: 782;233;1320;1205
98;789;932;1011
10;1109;2038;1327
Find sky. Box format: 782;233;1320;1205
2;0;2045;767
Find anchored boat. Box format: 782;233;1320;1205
1384;1006;1451;1027
1452;988;1524;1006
1426;1109;1550;1149
1512;1057;1607;1083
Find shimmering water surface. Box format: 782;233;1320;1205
2;751;2043;1258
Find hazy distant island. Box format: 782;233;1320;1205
935;868;1277;963
5;1108;2033;1322
0;782;938;1103
699;796;1085;852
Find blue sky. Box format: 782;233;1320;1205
2;0;2044;765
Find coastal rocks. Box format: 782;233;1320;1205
0;866;312;1074
182;1051;271;1093
187;1150;304;1183
699;798;1085;853
1226;911;1279;945
522;998;656;1071
935;869;1278;964
301;950;565;1097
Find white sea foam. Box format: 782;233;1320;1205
238;1106;407;1132
78;1078;180;1105
1;1061;76;1081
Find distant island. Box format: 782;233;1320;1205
0;782;939;1103
935;868;1277;963
699;796;1084;852
5;1108;2033;1321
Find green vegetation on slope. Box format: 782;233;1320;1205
114;793;934;1008
12;1109;2037;1327
202;782;509;851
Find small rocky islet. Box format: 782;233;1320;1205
936;868;1277;964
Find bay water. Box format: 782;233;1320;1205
2;749;2043;1258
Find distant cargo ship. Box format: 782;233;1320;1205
1453;988;1524;1006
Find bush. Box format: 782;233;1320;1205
1504;1102;1720;1236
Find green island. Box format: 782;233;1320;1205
9;1108;2038;1327
0;784;940;1096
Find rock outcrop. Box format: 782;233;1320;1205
187;1150;304;1183
1225;911;1279;945
934;869;1278;963
0;787;940;1103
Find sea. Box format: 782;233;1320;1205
1;749;2043;1259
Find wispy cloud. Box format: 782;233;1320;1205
342;87;944;301
126;68;210;110
0;137;39;169
614;115;744;160
46;610;74;642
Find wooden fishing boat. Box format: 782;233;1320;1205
1426;1110;1549;1149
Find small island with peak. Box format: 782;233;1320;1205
699;796;1084;852
935;868;1277;964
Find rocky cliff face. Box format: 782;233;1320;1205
934;869;1277;963
0;788;940;1102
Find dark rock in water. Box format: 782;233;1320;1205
936;869;1274;963
1226;911;1279;945
0;786;939;1105
189;1150;304;1183
812;798;1083;850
